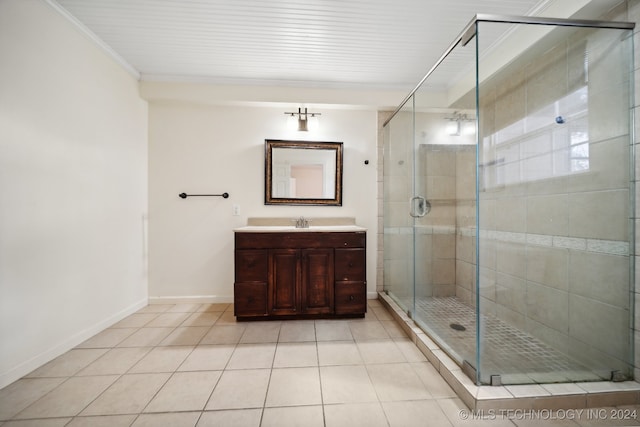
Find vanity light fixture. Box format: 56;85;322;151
285;107;321;132
445;111;475;136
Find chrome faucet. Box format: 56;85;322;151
293;216;311;228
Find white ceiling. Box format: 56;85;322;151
50;0;621;91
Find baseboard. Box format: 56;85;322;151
148;295;234;304
150;294;376;304
0;297;147;390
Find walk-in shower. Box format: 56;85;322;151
383;14;635;386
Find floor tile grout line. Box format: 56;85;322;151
24;304;221;422
315;321;328;427
5;302;462;424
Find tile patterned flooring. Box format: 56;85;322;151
1;300;639;426
415;297;604;384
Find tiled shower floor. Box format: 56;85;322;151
413;297;608;384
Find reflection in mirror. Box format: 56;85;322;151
265;140;343;206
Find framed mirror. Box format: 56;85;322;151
265;139;343;206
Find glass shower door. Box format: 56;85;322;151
475;20;635;385
383;98;416;316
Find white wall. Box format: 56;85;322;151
0;0;148;388
148;103;378;302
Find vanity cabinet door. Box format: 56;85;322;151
301;248;334;314
269;249;299;315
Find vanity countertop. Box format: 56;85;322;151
233;225;366;233
234;217;366;233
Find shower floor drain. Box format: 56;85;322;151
450;323;466;331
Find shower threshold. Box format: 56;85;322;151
378;292;640;410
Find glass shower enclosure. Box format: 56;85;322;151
383;15;635;385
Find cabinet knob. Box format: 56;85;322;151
344;242;348;246
348;262;353;267
349;295;355;301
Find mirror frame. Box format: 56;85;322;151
265;139;343;206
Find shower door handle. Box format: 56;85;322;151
410;196;431;217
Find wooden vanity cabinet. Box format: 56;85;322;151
334;248;367;314
234;231;366;320
233;249;268;317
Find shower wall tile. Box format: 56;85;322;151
525;282;569;334
495;197;526;232
526;175;568;197
525;44;568;115
455;260;474;292
569;294;630;360
496;273;526;314
415;260;432;294
635;329;640;379
569;251;629;309
590;84;631;144
526;194;568;236
433;234;455;260
385;234;412;261
567;38;588;93
478;198;496;230
384;260;410;295
589;29;629;86
433;284;456;297
420;204;456;227
456;150;476;200
524;317;569;357
427;176;456;200
480;96;498;139
526;233;553;247
455;202;475;228
415;233;433;261
636;291;640;332
493;67;526;132
386;176;410;202
569;337;631;380
568;136;630;193
386;203;410;228
495;304;526;332
525;246;568;291
568;189;629;241
496;242;526;279
478;237;495;270
455;235;474;264
433;259;455;286
479;296;497;318
552;236;587;251
478;267;496;302
426;149;457;177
